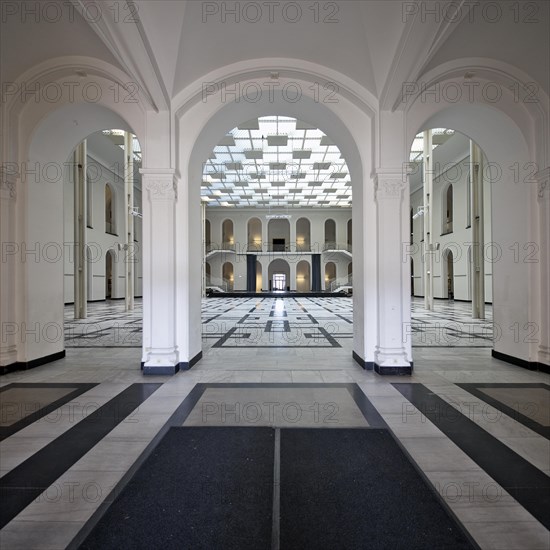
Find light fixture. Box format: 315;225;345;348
129;206;142;218
412;206;427;220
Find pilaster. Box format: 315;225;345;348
0;165;18;367
536;168;550;367
140;169;179;374
374;170;412;375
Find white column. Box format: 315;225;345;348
289;259;296;291
124;132;135;311
290;218;296;252
201;202;206;297
73;141;87;319
423;130;434;311
262;218;268;252
140;170;179;374
536;168;550;367
471;141;485;319
262;259;269;292
0;167;18;369
374;171;412;374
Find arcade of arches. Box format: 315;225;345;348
1;2;549;548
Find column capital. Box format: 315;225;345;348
0;165;18;200
374;169;407;201
535;167;550;202
140;169;177;201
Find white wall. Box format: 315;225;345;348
63;132;143;304
410;133;493;303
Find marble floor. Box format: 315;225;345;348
65;296;493;348
1;300;548;549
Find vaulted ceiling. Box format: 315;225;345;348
3;0;547;112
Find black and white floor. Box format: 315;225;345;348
64;297;493;349
1;297;547;549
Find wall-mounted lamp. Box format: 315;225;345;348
412;206;426;220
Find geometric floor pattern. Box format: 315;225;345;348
1;367;549;549
410;297;493;347
65;296;493;348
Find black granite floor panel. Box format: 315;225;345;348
0;383;161;529
393;383;550;530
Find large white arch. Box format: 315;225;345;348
173;66;378;371
404;62;549;368
1;56;149;367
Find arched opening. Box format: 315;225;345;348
408;126;494;351
205;219;211;249
324;219;336;248
443;184;453;234
444;250;454;300
268;259;290;291
296;218;311;252
268;219;290;252
185;93;369;372
296;260;311;292
256;260;263;291
222;219;234;248
105;250;115;299
325;262;337;291
105;183;116;235
62;128;143;347
247;217;262;252
222;262;234;291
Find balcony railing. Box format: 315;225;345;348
205;276;230;292
328;273;353;292
322;242;352;254
205;242;236;254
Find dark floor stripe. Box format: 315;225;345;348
393;383;550;530
456;383;550;439
67;383;206;549
212;326;238;347
271;428;281;550
0;383;160;529
0;383;97;441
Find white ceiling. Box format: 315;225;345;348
202;116;351;208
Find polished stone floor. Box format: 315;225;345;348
64;296;493;349
0;299;550;550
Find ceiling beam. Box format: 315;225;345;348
70;0;169;112
380;0;473;112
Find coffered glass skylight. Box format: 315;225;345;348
409;128;455;163
202;116;352;208
101;129;142;163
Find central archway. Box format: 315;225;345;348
176;74;376;369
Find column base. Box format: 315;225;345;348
142;348;180;375
352;351;374;370
141;350;203;375
374;348;412;375
374;363;413;375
